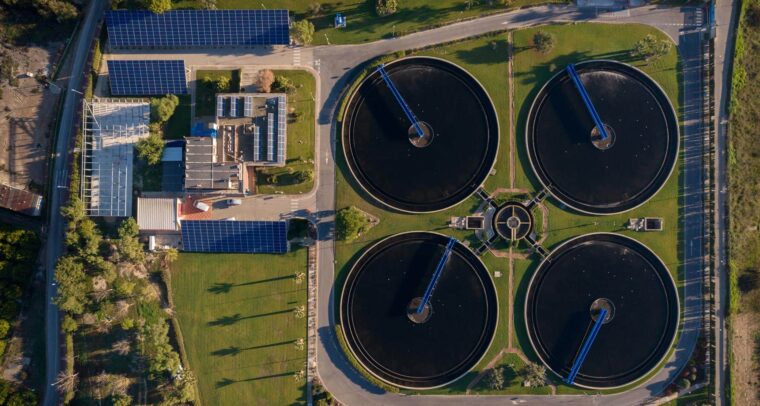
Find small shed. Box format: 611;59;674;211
137;197;180;231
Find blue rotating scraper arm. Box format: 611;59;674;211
416;237;457;314
565;308;608;385
376;64;425;138
566;64;610;141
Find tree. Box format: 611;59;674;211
199;0;217;10
61;315;78;334
375;0;398;16
31;0;78;21
291;20;315;45
533;30;556;54
258;69;275;93
296;168;314;183
336;206;371;241
630;34;672;63
136;133;164;165
678;378;691;389
5;390;36;406
54;370;78;395
521;362;547;387
0;319;10;338
273;75;296;94
150;94;179;123
486;366;506;390
464;0;479;10
307;2;322;16
117;218;145;263
55;256;90;315
145;0;171;14
112;339;131;356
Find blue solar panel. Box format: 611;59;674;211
108;60;188;95
106;10;290;49
181;220;288;253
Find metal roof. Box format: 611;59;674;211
137;197;179;231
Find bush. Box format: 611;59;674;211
258;69;275;93
336;206;370;241
376;0;399;16
533;30;556;54
291;20;315;45
678;378;691;389
296;168;314;184
145;0;171;14
0;340;6;358
5;389;37;406
273;76;296;94
136;133;164;166
0;320;9;338
150;94;179;123
630;34;672;63
486;366;505;390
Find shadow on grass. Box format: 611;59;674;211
216;372;295;388
207;275;294;294
454;39;510;65
211;340;297;357
208;309;294;326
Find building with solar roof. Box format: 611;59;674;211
105;9;290;49
184;93;286;192
81;99;150;217
107;60;188;96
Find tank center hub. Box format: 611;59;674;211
590;297;615;324
590;124;616;150
408;121;435;148
406;297;433;324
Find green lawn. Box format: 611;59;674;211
173;0;566;45
255;70;316;195
195;69;241;117
334;23;682;395
170;250;308;406
164;94;191;139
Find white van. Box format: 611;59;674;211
194;201;210;212
226;198;243;206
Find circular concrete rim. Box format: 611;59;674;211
523;232;680;390
341;55;500;214
524;59;680;216
493;201;535;241
339;230;499;390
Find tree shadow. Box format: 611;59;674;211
215;372;295;388
210;340;297;357
207;309;294;326
207;275;294;294
454;39;510;65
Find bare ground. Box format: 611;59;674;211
731;312;760;405
0;42;64;191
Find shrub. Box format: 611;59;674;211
136;133;164;165
486;366;505;390
258;69;275;93
533;30;556;54
630;34;672;63
291;20;315;45
145;0;171;14
273;76;296;94
376;0;399;16
0;320;9;338
336;206;370;241
150;94;179;123
678;378;691;389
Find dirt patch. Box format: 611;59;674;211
0;43;64;190
731;312;760;405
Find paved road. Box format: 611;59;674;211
110;4;712;405
43;1;106;405
712;0;739;404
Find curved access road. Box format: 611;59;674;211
43;1;107;405
312;5;710;406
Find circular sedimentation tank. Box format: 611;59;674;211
340;232;498;388
342;57;499;213
526;60;678;215
525;233;679;389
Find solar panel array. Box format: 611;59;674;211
277;95;286;164
181;220;288;253
106;10;290;49
108;60;188;95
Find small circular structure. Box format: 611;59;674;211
526;60;679;215
493;202;534;241
525;233;679;389
341;232;498;388
343;57;499;213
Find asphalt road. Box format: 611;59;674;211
79;4;719;406
712;1;739;404
42;1;106;405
